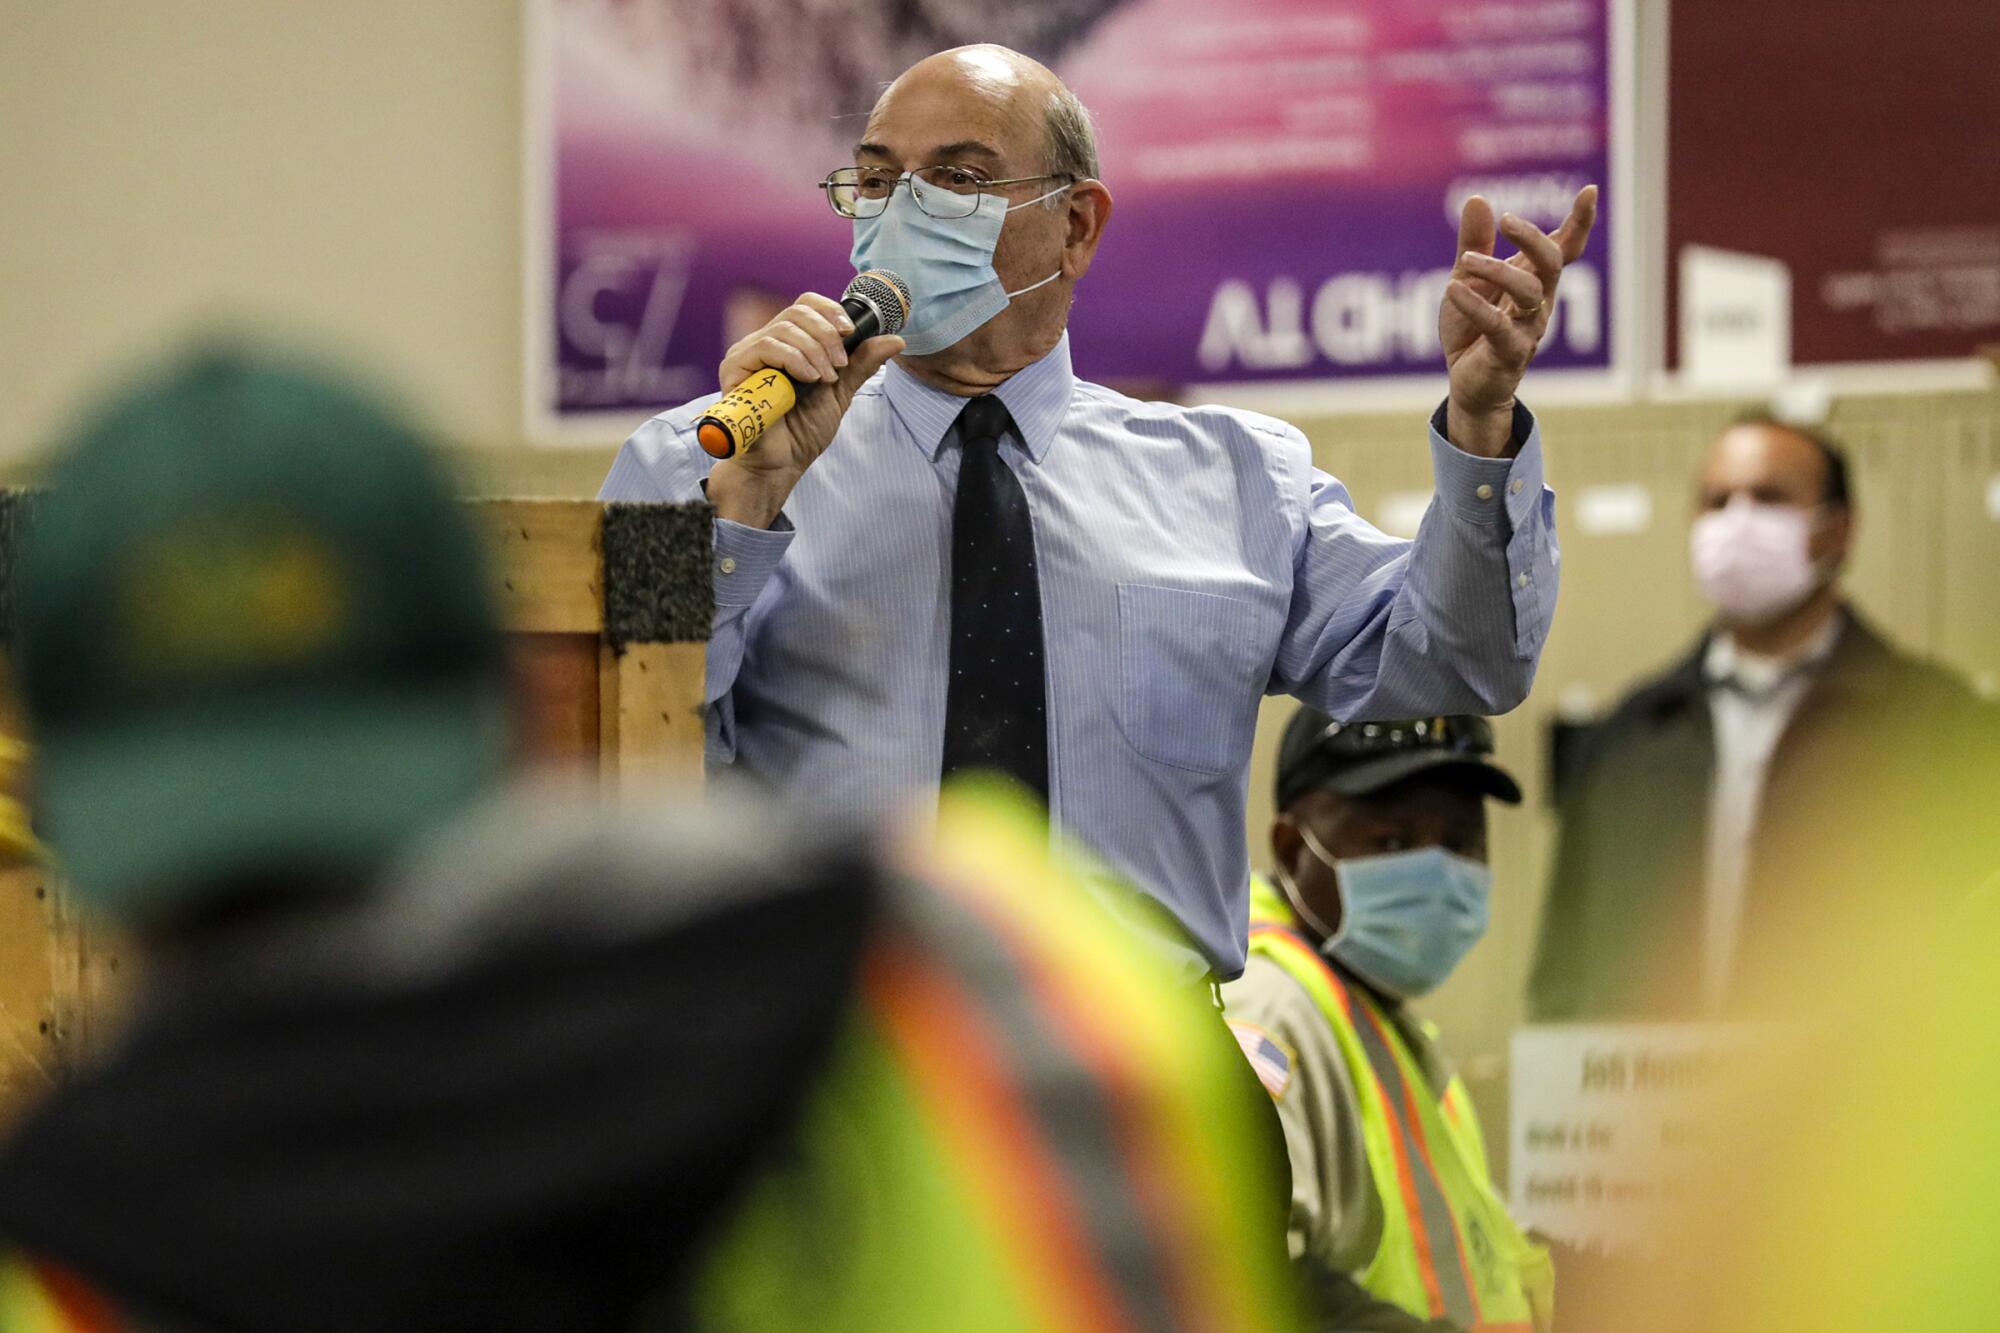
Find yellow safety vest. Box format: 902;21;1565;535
1248;878;1553;1332
0;789;1299;1333
695;786;1300;1333
0;1253;118;1332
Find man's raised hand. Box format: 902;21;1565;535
1439;186;1598;457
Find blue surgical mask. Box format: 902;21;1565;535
1284;828;1492;999
849;179;1066;355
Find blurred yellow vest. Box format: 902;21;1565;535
695;785;1300;1333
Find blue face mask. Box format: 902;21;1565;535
849;177;1067;356
1282;829;1492;999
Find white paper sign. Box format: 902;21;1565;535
1509;1024;1762;1256
1680;246;1792;389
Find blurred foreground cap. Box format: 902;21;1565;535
11;344;508;920
1276;709;1521;811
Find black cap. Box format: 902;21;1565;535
1275;710;1522;811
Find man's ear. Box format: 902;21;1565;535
1270;814;1304;880
1062;180;1113;279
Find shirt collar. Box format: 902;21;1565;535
1705;611;1844;696
881;333;1075;464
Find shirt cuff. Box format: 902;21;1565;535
713;515;794;608
1426;399;1546;530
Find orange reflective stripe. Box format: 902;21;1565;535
1251;927;1354;1023
1368;1069;1450;1317
864;943;1136;1333
1004;947;1242;1329
1359;1003;1489;1330
26;1260;120;1333
934;873;1238;1330
1256;930;1451;1319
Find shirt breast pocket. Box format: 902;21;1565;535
1117;583;1265;775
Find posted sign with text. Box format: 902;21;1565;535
1508;1024;1762;1256
532;0;1623;431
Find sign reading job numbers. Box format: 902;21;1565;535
1508;1024;1764;1256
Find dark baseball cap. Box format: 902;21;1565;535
1275;709;1522;811
11;345;510;920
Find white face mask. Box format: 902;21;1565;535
1690;496;1830;626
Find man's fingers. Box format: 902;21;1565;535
746;333;826;385
1499;212;1565;291
1550;184;1600;264
797;291;854;335
1449;249;1500;304
1461;252;1545;313
1456;194;1497;261
781;323;848;381
1445;280;1531;359
843;334;904;382
792;296;855;365
1445;280;1508;337
719;320;835;389
777;303;847;371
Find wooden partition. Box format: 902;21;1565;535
481;499;713;782
0;497;714;1128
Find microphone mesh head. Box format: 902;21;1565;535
844;270;912;336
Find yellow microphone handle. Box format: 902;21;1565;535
696;368;799;459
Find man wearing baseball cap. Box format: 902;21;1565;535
0;349;903;1330
1223;709;1552;1333
0;347;1300;1332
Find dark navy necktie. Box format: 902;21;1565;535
941;394;1049;805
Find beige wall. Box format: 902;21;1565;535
1252;387;2000;1149
10;0;2000;1163
1;1;527;463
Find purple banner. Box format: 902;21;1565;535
537;0;1614;421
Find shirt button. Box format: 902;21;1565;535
1510;479;1524;495
719;556;738;575
1476;484;1495;501
1517;572;1530;588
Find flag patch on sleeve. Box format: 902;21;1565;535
1227;1020;1293;1100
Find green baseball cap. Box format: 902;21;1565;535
11;346;509;921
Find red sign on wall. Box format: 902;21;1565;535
1667;0;2000;368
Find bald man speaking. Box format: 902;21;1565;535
601;45;1595;981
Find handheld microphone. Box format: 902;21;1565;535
696;270;912;460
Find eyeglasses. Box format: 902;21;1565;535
818;166;1073;220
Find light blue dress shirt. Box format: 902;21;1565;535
600;333;1558;976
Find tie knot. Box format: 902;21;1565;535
955;394;1014;449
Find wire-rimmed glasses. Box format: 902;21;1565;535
819;166;1072;220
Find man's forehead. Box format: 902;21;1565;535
1702;424;1826;490
862;49;1042;162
